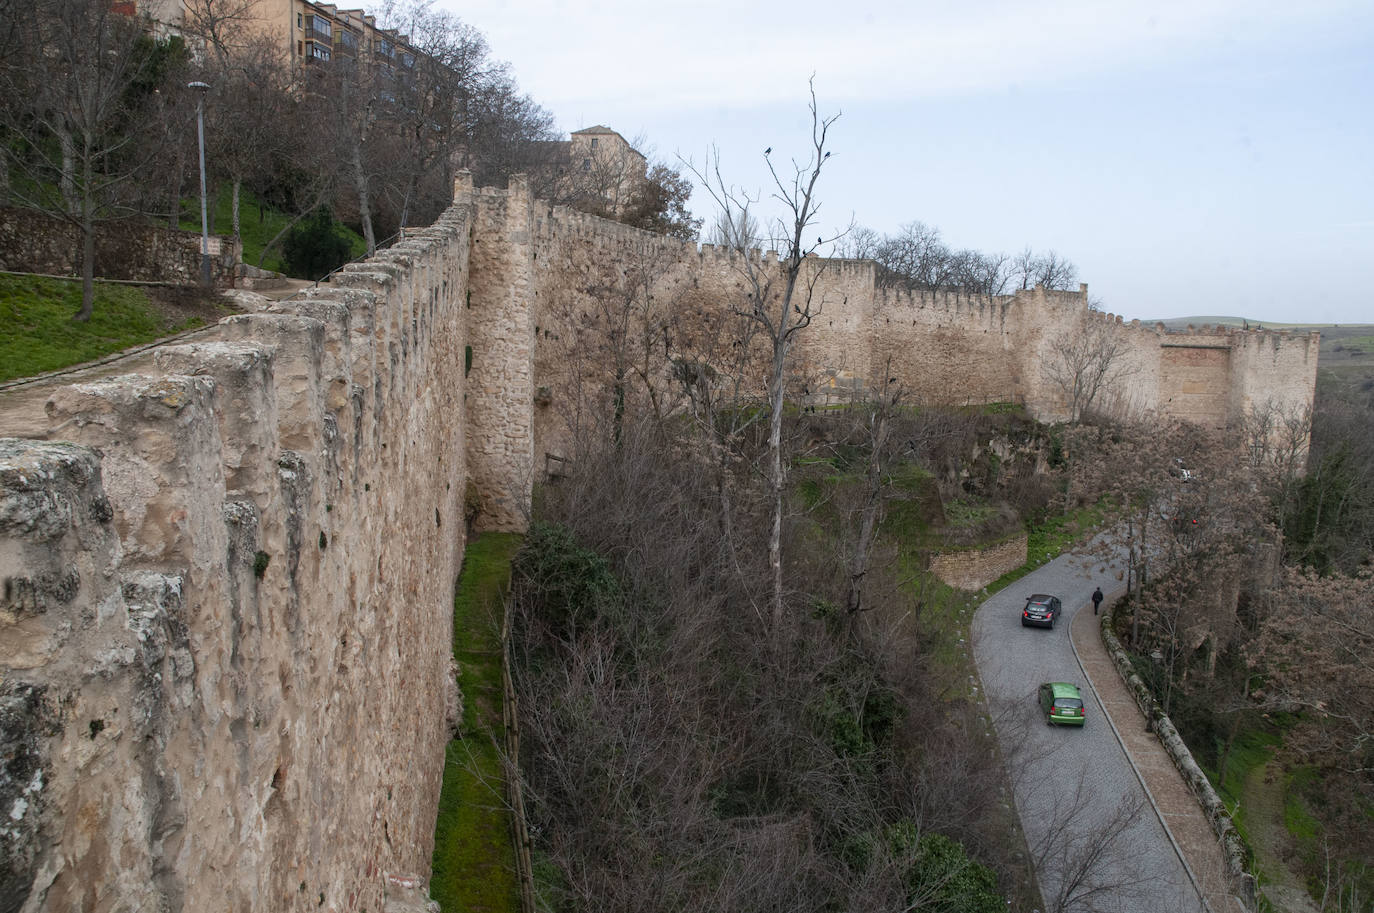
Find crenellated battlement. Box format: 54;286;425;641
0;172;1319;912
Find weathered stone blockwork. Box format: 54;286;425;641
0;206;240;286
929;534;1029;591
1;193;474;912
516;201;1318;468
0;174;1319;912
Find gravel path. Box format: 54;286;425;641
973;552;1207;913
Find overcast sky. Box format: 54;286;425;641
437;0;1372;325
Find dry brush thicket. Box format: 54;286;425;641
509;414;1027;912
1065;384;1374;910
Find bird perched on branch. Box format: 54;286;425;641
764;147;772;155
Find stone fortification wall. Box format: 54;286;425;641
525;204;778;468
466;174;538;531
509;199;1320;471
0;191;475;912
0;172;1322;913
870;285;1026;407
1225;326;1321;424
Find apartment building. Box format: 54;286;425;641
140;0;415;70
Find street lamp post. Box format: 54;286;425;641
188;81;211;287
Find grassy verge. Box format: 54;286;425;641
179;186;366;275
1206;724;1283;835
984;503;1107;595
0;274;209;382
431;532;524;913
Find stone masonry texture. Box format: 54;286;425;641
0;173;1318;911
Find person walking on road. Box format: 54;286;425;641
1092;587;1104;615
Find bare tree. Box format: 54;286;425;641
1046;319;1137;422
692;81;843;634
1013;246;1078;291
1036;789;1152;913
376;3;494;230
832;225;881;260
180;0;264;66
0;0;189;319
707;207;761;249
873;220;952;290
558;236;693;446
837;370;902;620
855;221;1012;295
946;248;1012;296
193;37;295;247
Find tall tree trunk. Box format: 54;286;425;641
612;372;625;449
352;142;375;256
167;143;184;229
76;189;96;321
231;176;242;244
58;125;78;213
847;405;890;618
767;338;787;634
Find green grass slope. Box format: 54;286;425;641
179;186;366;275
431;532;524;913
0;274;212;382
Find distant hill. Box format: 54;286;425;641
1147;315;1307;330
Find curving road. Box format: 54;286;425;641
972;552;1207;913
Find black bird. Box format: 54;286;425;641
764;147;772;154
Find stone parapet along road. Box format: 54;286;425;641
1070;583;1247;913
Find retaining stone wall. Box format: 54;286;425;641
0;206;240;286
1098;605;1257;907
928;534;1029;591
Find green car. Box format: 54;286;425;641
1038;682;1085;727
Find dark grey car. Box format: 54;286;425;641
1021;594;1063;629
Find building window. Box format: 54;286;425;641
339;30;358;50
298;40;304;56
590;137;598;150
309;42;331;60
582;158;591;171
297;12;302;28
378;38;393;58
306;15;331;39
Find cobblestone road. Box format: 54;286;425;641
973;552;1207;913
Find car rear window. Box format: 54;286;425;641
1055;698;1083;709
